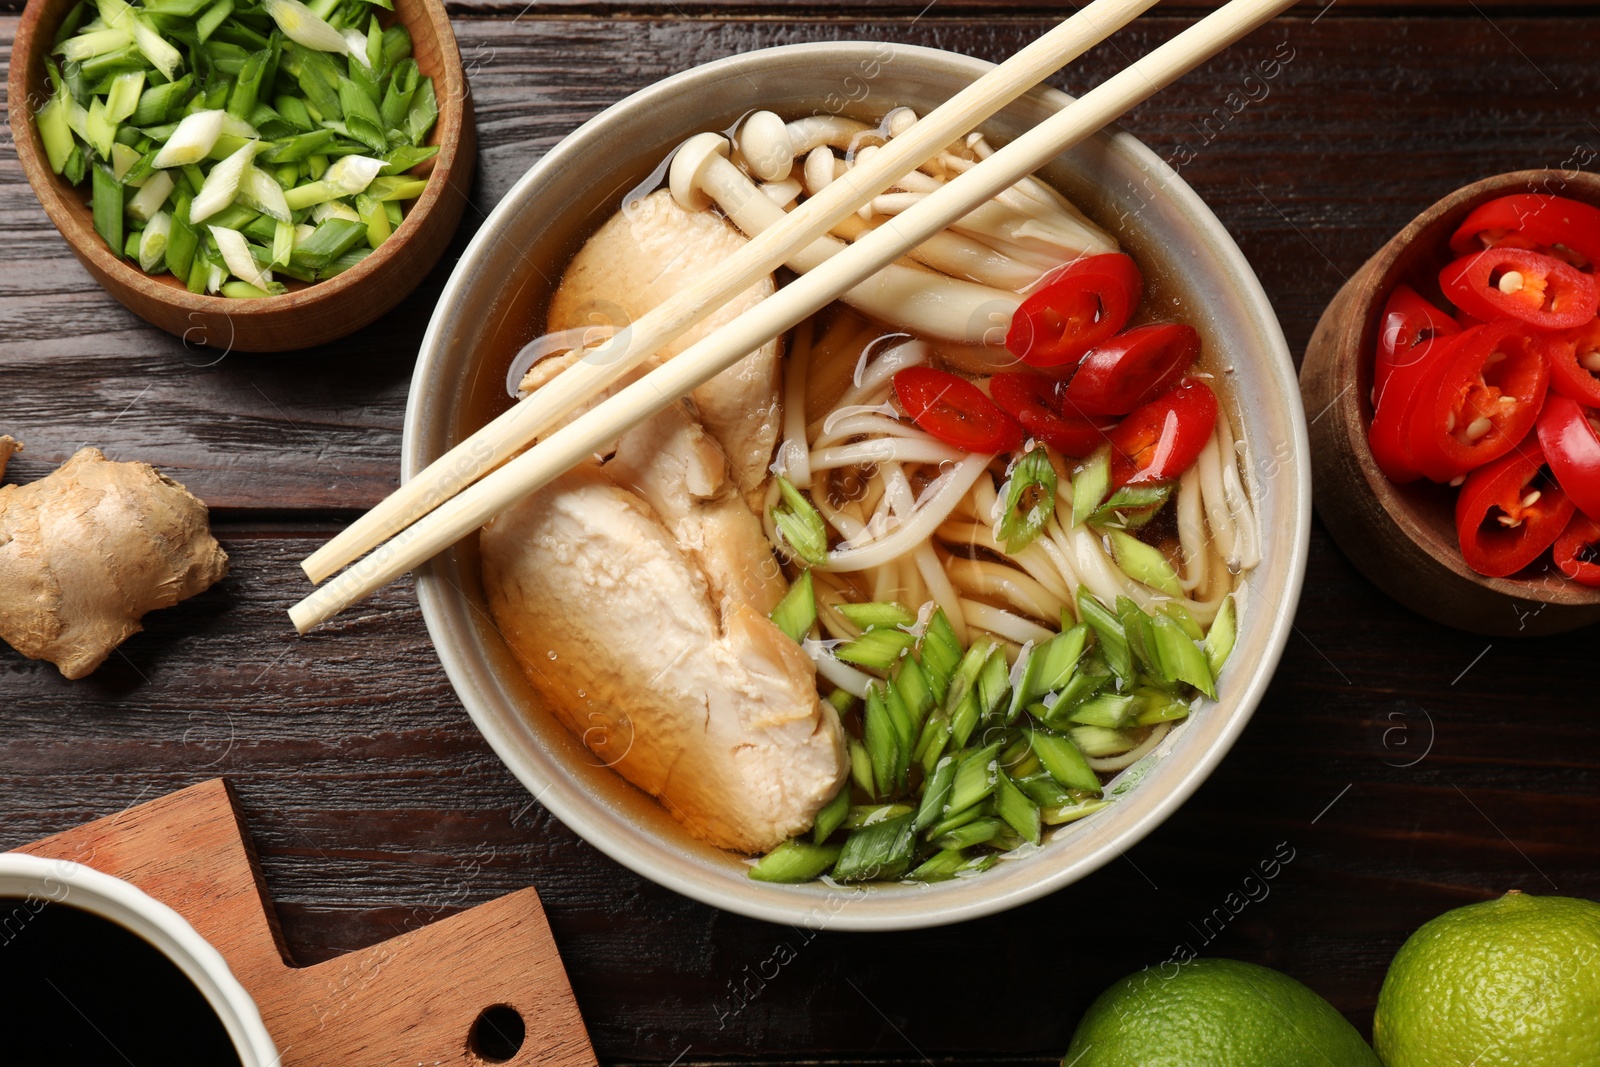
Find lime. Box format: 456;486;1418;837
1373;890;1600;1067
1063;957;1379;1067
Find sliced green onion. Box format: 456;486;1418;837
190;137;256;221
771;475;827;566
847;737;873;796
261;0;349;54
208;223;273;289
324;151;382;193
1160;600;1205;641
1063;692;1139;729
85;96;118;156
138;209;171;272
111;141;142;180
1026;726;1102;795
365;175;425;201
996;446;1056;553
1007;623;1087;721
1108;530;1183;597
768;569;816;644
57;26;134;62
831;813;915;882
126;169;174;221
1076;588;1132;684
862;684;902;797
151;109;226;168
911;754;956;833
834;600;914;631
404;76;435;146
907;849;996;882
1204;594;1238;677
946;741;1002;818
195;0;232;39
841;803;915;831
105;70;145;122
338;77;386;151
379;56;417;130
130;15;183;79
837;627;915;673
1089;481;1175;529
1066;725;1138;759
929;816;1005;852
1071;447;1111;528
1151;613;1215;698
1116;595;1162;678
748;839;841;884
166;194;198;279
37;95;76;174
1041;798;1110;826
994;769;1041;845
811;786;850;845
379;142;438;175
91;164;125;255
286;216;363;269
310;198;360;223
238;164;290;221
917;607;962;703
271;217;295;267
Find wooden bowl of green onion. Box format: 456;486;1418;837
8;0;474;351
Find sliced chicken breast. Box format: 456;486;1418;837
481;453;846;854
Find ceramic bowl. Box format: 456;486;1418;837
0;852;279;1064
1300;170;1600;637
404;42;1311;929
7;0;475;352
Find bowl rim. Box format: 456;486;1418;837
1318;168;1600;609
5;0;470;316
0;852;280;1065
405;40;1312;929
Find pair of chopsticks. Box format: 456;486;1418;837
290;0;1296;633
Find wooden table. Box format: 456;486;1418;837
3;2;1597;1062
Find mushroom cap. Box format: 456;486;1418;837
738;110;794;183
669;131;731;212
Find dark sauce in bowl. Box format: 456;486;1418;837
0;896;243;1065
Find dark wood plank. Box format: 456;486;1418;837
5;13;1598;509
0;527;1595;1063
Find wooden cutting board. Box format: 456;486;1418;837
14;778;597;1067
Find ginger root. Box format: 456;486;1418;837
0;443;229;679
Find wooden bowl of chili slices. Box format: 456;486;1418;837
1302;170;1600;637
8;0;474;352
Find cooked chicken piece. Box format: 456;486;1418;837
537;188;782;507
481;451;846;854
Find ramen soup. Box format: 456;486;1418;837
477;107;1261;886
0;896;243;1065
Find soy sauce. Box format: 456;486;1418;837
0;895;244;1065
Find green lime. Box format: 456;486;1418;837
1063;957;1379;1067
1374;890;1600;1067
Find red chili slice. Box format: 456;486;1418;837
893;366;1022;454
1440;248;1599;331
1455;437;1575;578
1546;318;1600;407
1536;392;1600;521
1367;332;1462;484
989;371;1115;457
1064;323;1199;417
1448;193;1600;268
1004;252;1143;369
1106;379;1218;488
1553;512;1600;587
1405;320;1550;483
1374;284;1459;407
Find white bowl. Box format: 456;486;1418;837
0;852;279;1063
405;42;1311;930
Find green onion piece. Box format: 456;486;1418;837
138;210;171;272
929;816;1004;852
847;737;873;796
861;685;900;798
1070;447;1111;528
923;800;988;841
916;608;962;704
365;15;384;73
1067;725;1139;759
770;475;827;566
151;109;226;169
190;137;256;222
1108;530;1183;597
1015;771;1072;809
1041;798;1111;826
1026;726;1102;795
111;141;141;180
130;75;192;126
142;0;212;15
203;201;260;231
338;76;386;151
36;95;77;174
123;229;142;260
53;1;89;46
166;195;198;278
380;23;411;69
842;803;915;831
834;601;914;631
1115;596;1162;678
275;93;314;131
994;769;1041;846
84;96;118;157
282;178;342;210
1136;693;1191;726
946;741;1002;818
893;655;934;729
288;217;364;269
227;48;269;120
748;839;841;884
976;646;1010;720
836;627;915;673
311;198;361;223
209;223;274;289
91;164;125;255
404;75;435;146
1204;594;1238;677
57;27;134;63
1076;588;1133;685
826;688;857;715
105;70;145;122
295;47;344;118
883;683;915;757
306;153;329;180
831;813;915;882
1064;692;1140;729
1007;624;1087;722
913;712;951;778
130;15;183;79
1160;600;1205;641
271;217;294;266
317;245;368;278
1151;613;1216;698
379;142;437;176
262;0;349;54
239;164;291;221
324;152;383;193
1089;481;1175;530
768;569;816;644
379;56;418;130
997;446;1056;553
907;849;996;883
912;754;956;833
811;787;851;845
127;169;175;221
261;127;334;163
942;640;991;721
185;249;210;293
365;175;425;201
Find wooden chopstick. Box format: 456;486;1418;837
290;0;1296;633
299;0;1162;585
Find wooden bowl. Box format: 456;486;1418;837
7;0;475;352
1301;170;1600;637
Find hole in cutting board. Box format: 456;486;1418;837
468;1004;526;1062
